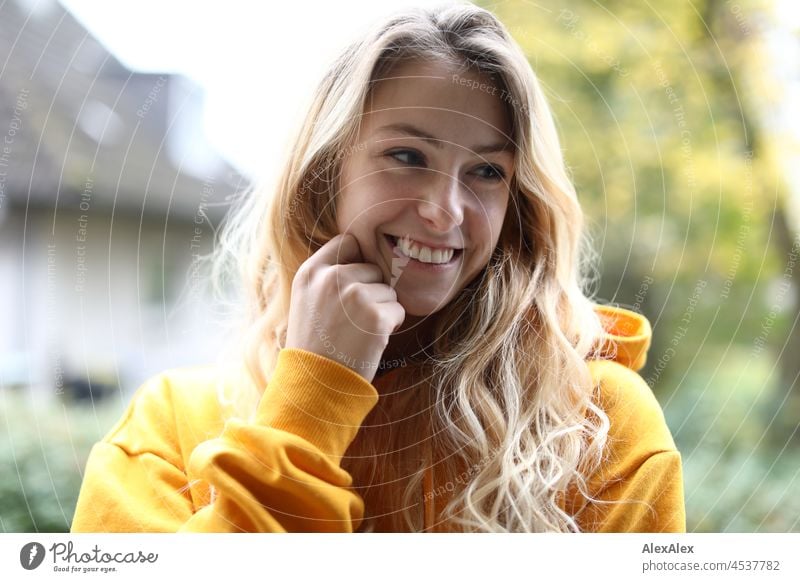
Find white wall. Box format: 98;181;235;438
1;204;232;399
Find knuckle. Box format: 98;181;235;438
361;304;380;327
374;310;392;332
292;268;309;292
295;259;318;283
320;267;343;291
341;282;364;304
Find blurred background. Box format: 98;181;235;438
0;0;798;532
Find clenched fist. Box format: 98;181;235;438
285;234;406;383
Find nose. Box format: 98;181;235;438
416;171;464;231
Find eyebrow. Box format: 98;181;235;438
376;123;512;155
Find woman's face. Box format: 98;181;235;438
336;59;514;317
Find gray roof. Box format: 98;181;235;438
0;0;250;222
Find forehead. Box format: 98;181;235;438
361;59;512;146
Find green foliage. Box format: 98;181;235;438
489;0;772;282
683;446;800;532
0;390;122;532
664;347;800;531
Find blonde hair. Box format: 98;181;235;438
212;2;609;532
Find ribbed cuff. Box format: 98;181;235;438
256;348;379;463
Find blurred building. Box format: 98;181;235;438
0;0;251;399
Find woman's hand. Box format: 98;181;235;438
285;233;406;383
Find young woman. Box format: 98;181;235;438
71;3;684;533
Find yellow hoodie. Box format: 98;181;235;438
71;305;685;533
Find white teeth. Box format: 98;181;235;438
395;235;455;264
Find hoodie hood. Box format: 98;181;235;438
592;304;653;372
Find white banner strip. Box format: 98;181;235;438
1;533;798;581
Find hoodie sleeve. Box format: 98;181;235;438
70;349;379;533
567;360;686;533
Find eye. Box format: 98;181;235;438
386;149;426;166
473;164;506;181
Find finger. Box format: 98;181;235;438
381;301;406;332
312;233;363;267
341;282;398;304
332;263;385;285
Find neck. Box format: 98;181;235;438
381;313;437;368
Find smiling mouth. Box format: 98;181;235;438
385;234;464;264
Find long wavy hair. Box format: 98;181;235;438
211;2;609;532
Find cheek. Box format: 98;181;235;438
337;173;373;232
472;192;510;246
339;174;406;225
357;171;413;202
491;195;511;239
336;179;400;238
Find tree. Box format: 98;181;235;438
484;1;798;441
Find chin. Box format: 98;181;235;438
396;290;453;317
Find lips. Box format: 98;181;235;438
384;234;463;251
